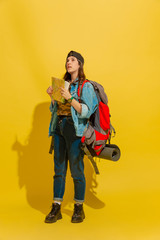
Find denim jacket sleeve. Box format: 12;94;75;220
48;101;58;136
77;82;98;119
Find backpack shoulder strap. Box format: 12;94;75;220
77;79;89;102
83;146;100;174
89;80;108;104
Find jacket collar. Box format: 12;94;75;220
71;77;79;85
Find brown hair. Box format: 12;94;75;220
63;60;86;85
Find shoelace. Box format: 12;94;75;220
74;205;82;216
49;204;60;215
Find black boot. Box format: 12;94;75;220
45;203;62;223
71;203;85;223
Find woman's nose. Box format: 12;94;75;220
67;62;71;66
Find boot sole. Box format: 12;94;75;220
45;213;62;223
71;215;85;223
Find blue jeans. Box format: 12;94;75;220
53;116;86;202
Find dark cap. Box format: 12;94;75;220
66;50;84;65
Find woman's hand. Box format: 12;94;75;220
60;87;72;100
46;86;53;98
60;87;82;113
46;86;54;105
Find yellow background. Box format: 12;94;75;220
0;0;160;239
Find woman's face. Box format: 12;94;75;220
66;56;80;74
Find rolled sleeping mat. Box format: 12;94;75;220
98;144;121;161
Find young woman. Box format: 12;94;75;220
45;50;98;223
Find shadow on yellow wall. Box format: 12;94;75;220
12;102;105;216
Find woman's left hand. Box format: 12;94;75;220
60;87;72;100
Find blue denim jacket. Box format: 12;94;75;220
49;78;98;137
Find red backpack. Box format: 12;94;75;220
78;80;119;174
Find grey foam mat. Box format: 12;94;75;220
98;144;121;161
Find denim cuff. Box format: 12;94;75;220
53;197;63;202
74;198;84;203
77;103;88;119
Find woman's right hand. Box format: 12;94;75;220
46;86;53;98
46;86;54;105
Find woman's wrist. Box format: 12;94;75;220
67;96;74;103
